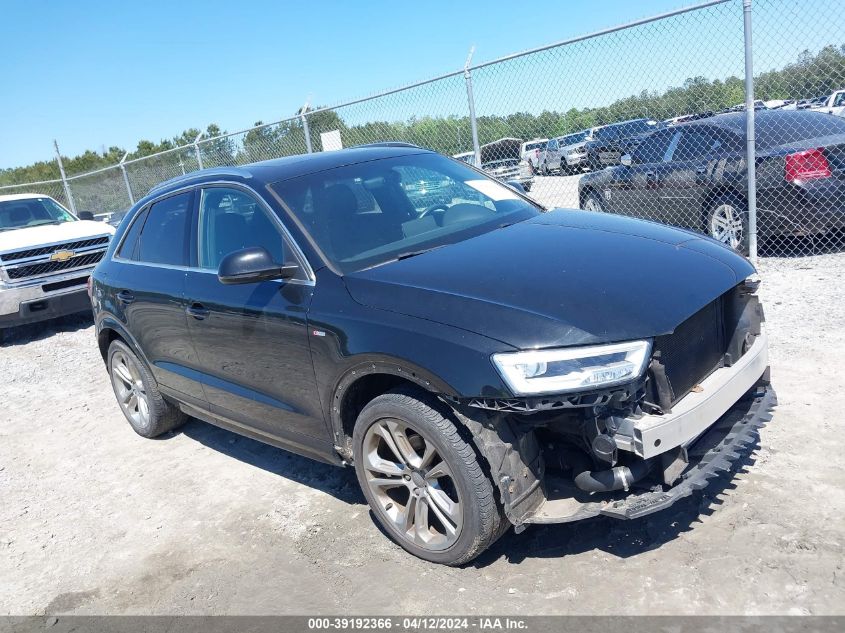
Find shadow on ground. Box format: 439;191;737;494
175;412;760;568
0;312;93;347
178;418;364;505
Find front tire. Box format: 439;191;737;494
706;194;749;254
107;340;186;438
352;388;505;565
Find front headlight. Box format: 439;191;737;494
492;340;651;396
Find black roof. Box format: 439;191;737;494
147;144;431;199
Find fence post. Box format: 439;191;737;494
119;152;135;206
464;46;482;167
193;132;204;170
301;101;313;154
743;0;758;264
53;140;77;215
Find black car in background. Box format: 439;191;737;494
584;118;663;169
578;110;845;252
91;144;772;565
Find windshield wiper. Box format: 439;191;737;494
394;245;444;261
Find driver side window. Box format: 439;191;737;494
197;187;302;277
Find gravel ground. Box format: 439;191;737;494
1;247;843;615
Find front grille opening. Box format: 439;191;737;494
42;276;89;293
652;298;727;405
5;251;105;280
0;237;110;263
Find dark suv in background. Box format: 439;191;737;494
91;144;773;565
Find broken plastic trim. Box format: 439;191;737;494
453;377;646;414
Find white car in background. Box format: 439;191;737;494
519;138;548;173
810;89;845;117
0;193;114;341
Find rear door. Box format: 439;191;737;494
110;190;205;402
183;185;326;442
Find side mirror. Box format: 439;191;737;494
620;154;633;167
217;246;298;285
506;180;526;193
78;211;95;221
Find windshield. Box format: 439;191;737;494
271;152;542;274
0;197;76;232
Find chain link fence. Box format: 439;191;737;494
2;0;843;258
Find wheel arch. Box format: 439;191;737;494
96;316;150;371
330;356;459;460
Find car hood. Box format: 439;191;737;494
0;220;114;253
344;210;755;349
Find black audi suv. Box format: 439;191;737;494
91;144;774;564
579;110;845;252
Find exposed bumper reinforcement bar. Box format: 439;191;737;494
619;331;769;459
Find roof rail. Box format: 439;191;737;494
349;141;422;149
146;166;254;197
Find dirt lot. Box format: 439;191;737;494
1;248;844;616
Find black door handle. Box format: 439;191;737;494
116;290;135;305
186;302;210;320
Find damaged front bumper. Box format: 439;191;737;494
527;381;775;524
453;334;774;530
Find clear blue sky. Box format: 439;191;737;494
0;0;702;168
1;0;839;170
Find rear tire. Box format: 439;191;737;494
582;190;605;212
107;340;186;438
352;388;505;565
705;194;749;254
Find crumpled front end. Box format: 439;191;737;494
450;277;774;529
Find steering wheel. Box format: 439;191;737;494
418;203;449;219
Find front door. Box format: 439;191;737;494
183;186;327;443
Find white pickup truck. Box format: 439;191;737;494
0;193;114;340
811;89;845;117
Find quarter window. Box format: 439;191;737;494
197;187;299;276
136;192;192;266
117;207;150;260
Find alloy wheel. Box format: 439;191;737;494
584;195;604;212
362;418;462;551
110;350;150;428
709;203;745;249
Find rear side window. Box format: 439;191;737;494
673;129;722;161
136;192;192;266
632;130;675;164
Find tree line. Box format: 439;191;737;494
2;44;844;188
